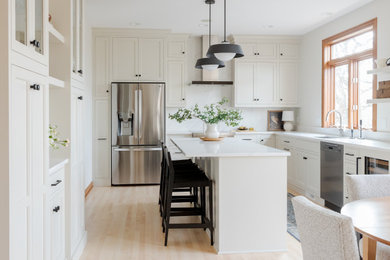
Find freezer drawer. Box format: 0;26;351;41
111;146;162;185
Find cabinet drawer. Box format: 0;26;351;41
344;147;359;162
49;168;65;194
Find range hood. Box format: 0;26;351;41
192;36;232;86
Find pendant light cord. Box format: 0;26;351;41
209;2;211;47
224;0;227;42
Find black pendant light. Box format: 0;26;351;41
206;0;244;61
195;0;225;70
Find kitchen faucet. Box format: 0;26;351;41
325;110;344;136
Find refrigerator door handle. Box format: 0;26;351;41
113;147;162;152
135;89;139;144
139;89;143;142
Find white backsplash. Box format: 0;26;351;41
166;85;297;133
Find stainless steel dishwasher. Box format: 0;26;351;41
320;142;344;211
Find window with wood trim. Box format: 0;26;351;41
322;18;377;131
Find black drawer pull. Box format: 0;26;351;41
242;139;252;141
30;39;40;48
345;153;355;157
53;206;60;213
303;157;308;160
51;180;62;186
30;84;40;91
283;140;290;143
78;96;83;100
346;172;353;175
284;148;290;151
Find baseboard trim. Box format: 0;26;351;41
85;182;93;198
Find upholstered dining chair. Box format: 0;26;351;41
292;196;360;260
345;174;390;259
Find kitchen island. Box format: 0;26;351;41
170;137;290;254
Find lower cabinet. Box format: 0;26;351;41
277;136;321;203
50;190;65;260
10;65;47;260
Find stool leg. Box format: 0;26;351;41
209;182;214;246
201;187;206;230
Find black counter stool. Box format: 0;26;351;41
162;150;214;246
159;145;200;216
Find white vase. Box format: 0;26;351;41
205;124;220;138
283;121;294;131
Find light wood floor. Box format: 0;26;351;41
80;186;303;260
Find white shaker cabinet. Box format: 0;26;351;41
111;37;164;82
69;86;86;257
112;37;139;81
234;61;275;107
94;36;111;97
72;0;84;79
279;43;300;59
12;0;48;65
138;38;164;81
278;62;298;105
10;65;47;260
166;60;186;107
240;42;277;59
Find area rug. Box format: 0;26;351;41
287;193;300;241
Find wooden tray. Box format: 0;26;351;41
200;137;224;142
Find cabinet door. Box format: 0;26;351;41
256;43;276;59
303;153;321;200
294;151;306;190
235;62;255;106
70;164;84;252
50;192;65;260
10;66;46;260
94;99;111;181
254;62;275;104
279;43;299;59
71;88;84;164
138;38;164;81
240;43;257;59
33;0;44;55
94;37;110;96
167;40;186;58
112;37;138;81
166;60;186;107
279;62;298;105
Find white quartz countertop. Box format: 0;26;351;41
171;137;291;157
49;158;69;173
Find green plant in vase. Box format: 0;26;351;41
49;124;70;150
169;98;243;138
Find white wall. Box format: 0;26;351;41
167;36;296;133
298;0;390;138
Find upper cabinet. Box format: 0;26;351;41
233;36;300;107
72;0;84;80
240;43;277;59
166;35;188;107
111;37;164;82
12;0;48;65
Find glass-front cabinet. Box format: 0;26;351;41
13;0;47;64
72;0;84;79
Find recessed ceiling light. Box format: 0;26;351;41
128;22;141;26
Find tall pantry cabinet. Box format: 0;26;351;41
2;0;88;259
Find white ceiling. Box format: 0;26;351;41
86;0;373;35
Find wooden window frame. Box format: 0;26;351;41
322;18;377;131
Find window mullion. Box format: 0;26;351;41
353;60;359;129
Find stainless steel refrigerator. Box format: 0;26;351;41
111;82;165;185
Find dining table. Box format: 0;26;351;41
341;196;390;260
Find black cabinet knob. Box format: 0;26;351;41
30;40;40;48
30;84;40;91
280;98;283;101
106;90;109;93
78;96;83;100
280;53;284;56
182;98;185;101
303;157;308;160
182;51;185;54
53;206;60;213
78;69;83;75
